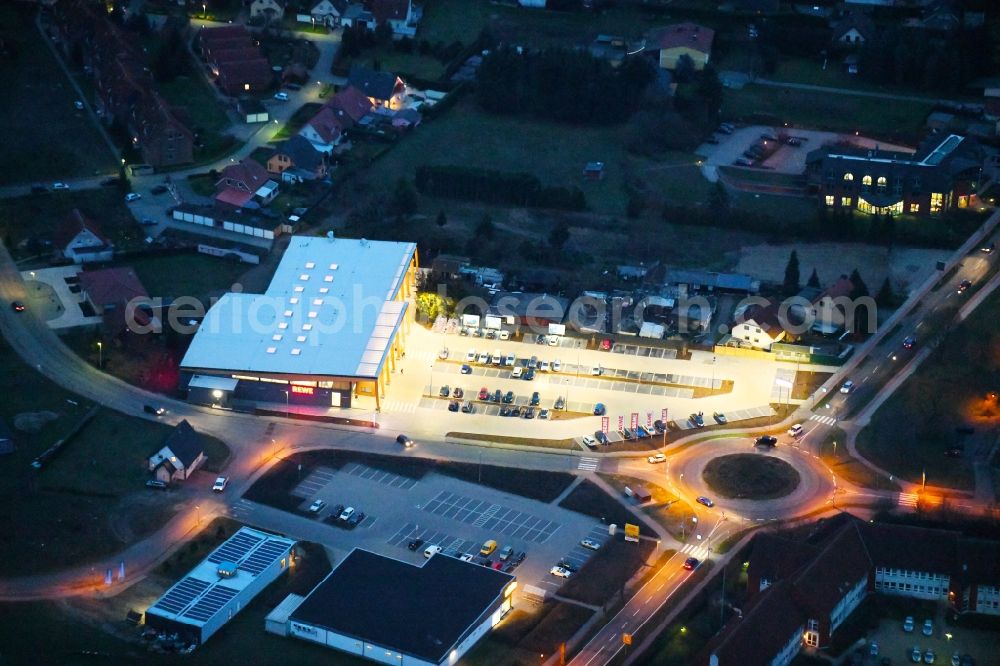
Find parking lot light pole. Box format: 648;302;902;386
283;390;289;418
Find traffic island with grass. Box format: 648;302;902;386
702;454;801;500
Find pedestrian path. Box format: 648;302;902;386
383;399;417;414
898;492;920;508
810;414;838;426
578;457;599;471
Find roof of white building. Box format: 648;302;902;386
180;236;415;379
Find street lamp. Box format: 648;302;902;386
283;389;289;417
97;341;102;368
195;504;201;525
202;3;206;17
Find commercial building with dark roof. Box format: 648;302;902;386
277;548;516;665
806;133;982;217
702;514;1000;665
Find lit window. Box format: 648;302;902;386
305;262;315;269
272;334;282;341
302;324;313;331
841;197;851;207
825;195;834;206
324;275;334;282
266;346;277;354
862;175;872;187
876;176;887;193
291;348;302;355
294;286;304;292
930;192;943;213
910;203;919;213
843;173;853;182
308;311;318;318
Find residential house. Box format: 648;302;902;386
311;0;347;26
267;136;328;182
78;267;153;339
216;159;279;208
733;302;785;350
340;3;376;30
147;420;207;483
366;0;419;37
327;85;375;123
391;107;421;130
56;0;193;167
703;514;1000;665
199;25;273;96
300;107;349;153
56;209;113;264
646;22;715;71
806;134;983;216
831;11;875;46
790;276;855;335
250;0;285;23
588;35;627;67
348;65;406;109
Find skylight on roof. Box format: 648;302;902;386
278;322;288;330
299;274;310;281
308;311;318;319
272;334;282;341
319;287;329;294
266;347;276;354
294;286;304;293
297;335;306;342
313;298;323;305
291;348;302;355
302;324;313;331
283;310;293;317
329;263;338;270
305;262;315;269
324;275;334;282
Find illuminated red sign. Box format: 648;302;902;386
290;385;314;395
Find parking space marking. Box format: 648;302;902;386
427;491;561;544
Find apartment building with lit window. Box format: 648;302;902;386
806;134;982;217
702;514;1000;666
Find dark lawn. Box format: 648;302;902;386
558;536;656;606
557;479;658;534
124;252;249;300
702;454;801;500
466;601;593;666
157;74;236;162
0;5;116;185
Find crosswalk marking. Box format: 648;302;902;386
383;400;417;414
898;493;919;507
810;414;837;426
680;543;711;559
578;457;599;471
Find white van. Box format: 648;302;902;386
424;544;442;559
787;424;803;437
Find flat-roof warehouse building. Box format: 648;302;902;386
180;236;417;412
268;548;516;665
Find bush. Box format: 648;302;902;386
414;165;586;211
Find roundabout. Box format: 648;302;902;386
702;453;801;500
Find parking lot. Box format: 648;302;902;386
279;461;609;598
854;605;1000;666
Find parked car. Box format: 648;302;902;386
124;192;141;202
530;391;540;406
512;367;524;379
492;389;502;403
212;476;228;492
308;499;326;513
591;366;603;376
653;420;666;434
582;436;597;449
539;409;549;419
439;385;450;397
438;348;450;360
535;335;546;345
151;184;168;195
466;349;477;362
911;646;922;663
622;428;635;440
424;544;442;558
523;369;535;381
785;137;803;147
788;424;803;437
146;479;168;489
980;242;995;254
477;352;490;364
273;92;290;101
453;387;464;399
647;453;667;464
505;353;516;366
539;361;550;372
448;400;460;412
459;553;475;562
924;650;935;664
600;339;612;351
550;566;572;578
522;407;535;419
696;496;715;507
510;405;521;417
595;431;609;445
903;616;914;633
502;390;514;404
396;434;414;448
499;330;510;340
557;560;578;573
683;557;699;570
52;182;70;190
755;435;778;448
580;539;600;550
733;157;754;167
461;364;472;374
499;405;511;417
499;546;514;561
922;619;933;636
478;387;489;400
547;336;559;346
713;412;727;425
461;401;474;413
480;540;497;556
689;412;705;428
555;397;565;410
407;538;425;551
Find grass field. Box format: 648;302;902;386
0;337;218;576
819;427;901;493
559;536;656;606
557;479;657;534
0;5;116;185
722;84;934;138
349;49;447;81
0;189;145;258
702;454;801;500
854;292;1000;491
124;252;250;300
158;75;236;161
599;474;697;542
466;601;594;666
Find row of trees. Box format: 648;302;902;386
414;165;586;211
625;64;722;155
475;46;656;125
858;27;993;95
783;249;897;307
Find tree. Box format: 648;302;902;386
390;178;418;216
475;214;495;240
415;292;454;323
374;21;393;47
875;277;896;308
435;210;447;227
708;181;730;216
783;250;800;295
849;268;869;299
549;220;570;249
807;268;820;288
674;54;696;84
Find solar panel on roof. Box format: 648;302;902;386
207;532;263;564
152;577;210;615
182;585;239;623
240;541;289;575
